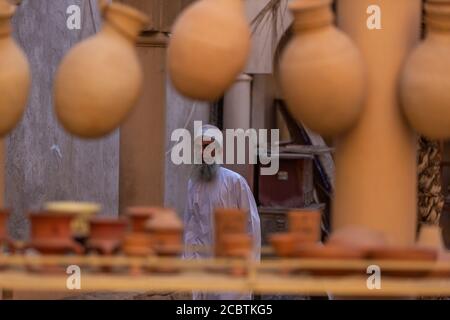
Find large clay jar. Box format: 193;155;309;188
279;0;366;137
53;1;148;138
0;0;30;137
168;0;250;101
401;0;450;139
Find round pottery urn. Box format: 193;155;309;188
87;217;127;255
28;212;83;255
53;1;149;138
44;201;101;241
401;0;450;139
279;0;366;137
145;210;183;257
168;0;251;101
0;0;31;137
126;206;159;233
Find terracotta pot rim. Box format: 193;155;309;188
289;0;331;11
107;2;149;26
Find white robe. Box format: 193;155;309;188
183;167;261;300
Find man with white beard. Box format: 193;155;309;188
183;124;261;300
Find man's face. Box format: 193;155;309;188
202;138;216;163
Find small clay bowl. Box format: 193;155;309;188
368;247;438;278
87;218;128;255
295;243;367;276
126;207;159;233
270;233;298;258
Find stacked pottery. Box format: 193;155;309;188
126;206;158;233
401;0;450;139
53;0;149;138
28;212;83;255
87;217;127;255
145;209;183;257
168;0;251;101
279;0;366;136
0;0;31;137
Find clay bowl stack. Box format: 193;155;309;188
145;209;183;273
27;212;84;273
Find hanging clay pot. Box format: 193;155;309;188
279;0;366;137
53;1;149;138
0;0;30;137
44;201;101;243
126;206;159;233
87;217;127;255
146;209;183;257
168;0;251;101
400;0;450;139
28;212;83;255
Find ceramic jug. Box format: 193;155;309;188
168;0;250;101
401;0;450;139
0;0;30;137
54;1;148;138
279;0;366;137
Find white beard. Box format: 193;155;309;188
192;163;219;182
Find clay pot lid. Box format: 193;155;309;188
368;246;438;261
296;243;366;260
126;206;159;217
146;210;183;231
44;201;101;216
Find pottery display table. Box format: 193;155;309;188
0;255;448;298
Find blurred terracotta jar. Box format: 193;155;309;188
279;0;366;136
270;233;298;258
87;217;127;255
53;1;148;138
28;212;83;255
401;0;450;139
0;0;31;137
221;234;252;277
146;210;183;256
214;208;246;257
168;0;250;101
288;209;322;244
126;206;158;233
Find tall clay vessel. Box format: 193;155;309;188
334;0;421;245
279;0;366;137
54;1;148;138
168;0;251;101
0;0;30;137
401;0;450;139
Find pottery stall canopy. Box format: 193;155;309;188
0;0;31;137
53;1;149;138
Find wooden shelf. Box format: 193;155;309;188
0;255;449;297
